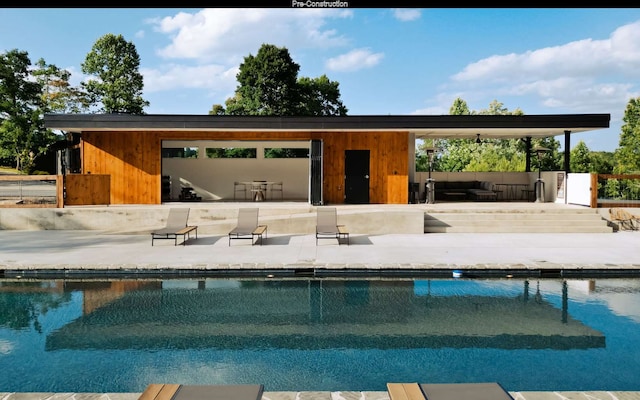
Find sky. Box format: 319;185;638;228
2;8;640;152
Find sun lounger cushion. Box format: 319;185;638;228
387;383;513;400
419;383;513;400
139;384;264;400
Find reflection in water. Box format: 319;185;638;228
0;278;639;393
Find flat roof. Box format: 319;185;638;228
43;113;611;140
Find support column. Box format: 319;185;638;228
564;130;571;174
524;136;532;172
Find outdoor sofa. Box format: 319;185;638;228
433;180;497;201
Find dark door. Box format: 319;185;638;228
344;150;370;204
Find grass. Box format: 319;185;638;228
0;166;20;174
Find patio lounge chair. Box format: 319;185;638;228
228;207;268;246
387;382;514;400
150;208;197;246
139;384;264;400
610;208;639;231
316;207;349;245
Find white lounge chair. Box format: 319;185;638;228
150;208;197;246
315;207;349;245
228;207;268;246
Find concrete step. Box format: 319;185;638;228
424;209;613;233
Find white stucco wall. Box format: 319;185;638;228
162;140;311;201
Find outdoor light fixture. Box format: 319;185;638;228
533;146;551;180
533;146;551;202
476;133;482;144
424;147;437;204
424;147;436;180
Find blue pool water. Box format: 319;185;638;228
1;277;639;393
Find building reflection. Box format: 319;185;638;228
35;278;608;352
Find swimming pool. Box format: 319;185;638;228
1;277;639;393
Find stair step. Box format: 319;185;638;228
424;208;612;233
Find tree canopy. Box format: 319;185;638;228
614;97;640;173
218;43;347;116
0;49;58;172
81;33;149;114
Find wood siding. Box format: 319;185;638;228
64;174;111;206
80;130;409;205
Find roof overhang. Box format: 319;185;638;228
43;113;611;140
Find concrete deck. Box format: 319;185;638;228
1;203;639;398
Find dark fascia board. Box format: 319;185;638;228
43;113;611;132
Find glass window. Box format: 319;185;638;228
162;147;198;158
206;148;257;158
264;148;309;158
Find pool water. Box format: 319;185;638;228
0;278;639;393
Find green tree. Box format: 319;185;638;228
224;44;347;117
570;140;592;173
417;98;471;172
208;104;225;115
0;49;57;172
81;33;149;114
297;75;348;116
590;151;614;174
226;44;301;116
33;58;91;114
430;98;540;172
614;97;640;173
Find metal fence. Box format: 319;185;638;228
0;175;61;207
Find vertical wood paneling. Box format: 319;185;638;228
81;129;410;205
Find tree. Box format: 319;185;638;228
614;97;640;173
590;151;614;174
226;44;301;116
81;33;149;114
570;140;592;173
0;49;57;172
427;98;540;172
297;75;347;116
208;104;225;115
223;43;347;116
33;58;91;114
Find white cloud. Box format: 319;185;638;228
325;48;384;72
444;19;640;117
392;9;421;22
142;63;238;94
152;8;353;63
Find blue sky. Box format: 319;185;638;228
2;8;640;152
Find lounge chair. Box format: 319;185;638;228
610;208;639;231
150;208;198;246
315;207;349;245
139;384;264;400
387;382;514;400
228;207;268;246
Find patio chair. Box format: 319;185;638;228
139;384;264;400
228;207;268;246
234;181;248;201
270;181;283;200
150;208;197;246
609;208;639;231
316;207;349;245
387;382;514;400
